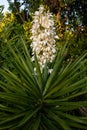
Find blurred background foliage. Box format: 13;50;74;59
0;10;24;69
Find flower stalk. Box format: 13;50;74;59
30;5;59;73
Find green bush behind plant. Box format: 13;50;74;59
67;34;87;60
0;21;24;68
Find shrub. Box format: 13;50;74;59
0;5;87;130
0;38;87;130
0;16;24;69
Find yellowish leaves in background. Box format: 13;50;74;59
0;13;15;32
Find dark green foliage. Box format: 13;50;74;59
0;38;87;130
67;33;87;60
0;6;4;21
0;22;24;69
7;0;44;22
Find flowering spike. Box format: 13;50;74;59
30;5;59;73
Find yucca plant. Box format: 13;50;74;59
0;36;87;130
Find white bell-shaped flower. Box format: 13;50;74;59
30;5;59;73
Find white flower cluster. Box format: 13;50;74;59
30;5;59;73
